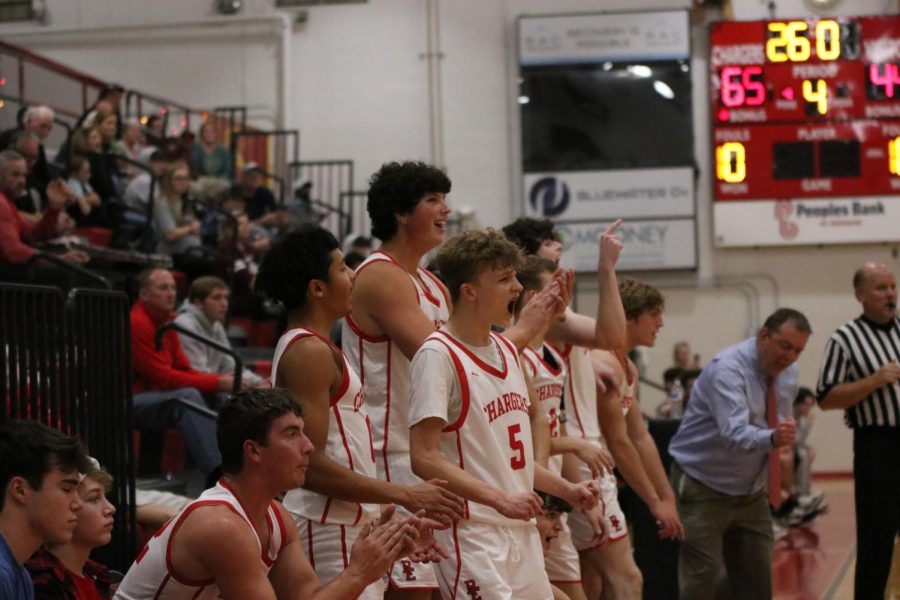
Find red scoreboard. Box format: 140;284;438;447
710;16;900;202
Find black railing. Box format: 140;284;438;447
290;160;354;239
0;283;136;572
155;322;243;394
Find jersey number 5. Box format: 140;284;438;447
508;424;526;470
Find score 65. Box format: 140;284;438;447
720;66;765;107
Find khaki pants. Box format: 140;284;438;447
671;462;773;600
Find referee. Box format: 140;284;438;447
817;262;900;600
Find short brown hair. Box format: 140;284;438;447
84;459;113;493
516;256;557;294
189;276;228;303
620;278;664;321
436;228;523;304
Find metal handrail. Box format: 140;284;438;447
23;251;111;289
155;321;243;394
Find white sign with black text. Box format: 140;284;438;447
556;219;696;272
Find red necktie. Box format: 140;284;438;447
767;379;783;509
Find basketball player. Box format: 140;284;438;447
115;388;433;599
408;229;599;600
516;256;614;600
505;217;634;598
254;226;464;598
344;162;565;597
587;279;685;599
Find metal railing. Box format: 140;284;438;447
155;322;244;394
0;283;136;571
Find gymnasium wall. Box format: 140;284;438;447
3;0;899;472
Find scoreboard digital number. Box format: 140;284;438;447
710;16;900;202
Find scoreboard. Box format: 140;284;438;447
710;16;900;246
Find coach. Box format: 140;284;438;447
817;262;900;600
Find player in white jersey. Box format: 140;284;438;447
116;388;434;600
254;226;464;597
409;229;599;600
589;279;685;599
344;162;566;597
516;256;619;600
505;217;631;598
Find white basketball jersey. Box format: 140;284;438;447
272;327;378;526
343;251;450;480
116;480;286;599
555;344;604;443
424;329;534;528
521;343;567;476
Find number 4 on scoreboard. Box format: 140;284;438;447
802;79;828;115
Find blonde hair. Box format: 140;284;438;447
436;228;523;303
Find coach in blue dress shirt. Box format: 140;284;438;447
669;308;811;600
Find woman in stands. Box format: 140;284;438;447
25;459;117;599
64;154;103;227
190;121;232;180
152;160;217;279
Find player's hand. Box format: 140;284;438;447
573;439;615;478
552;267;575;313
403;511;450;564
515;280;566;332
598;219;623;271
650;498;683;540
772;419;797;448
401;479;465;527
492;491;543;520
349;505;418;584
584;504;610;549
874;361;900;388
563;480;599;511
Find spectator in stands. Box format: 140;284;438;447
286;177;326;228
9;132;45;220
25;459;116;599
342;234;372;270
81;111;122;211
152;160;216;280
0;150;89;286
64;155;103;227
69;127;103;158
144;115;165;147
113;119;145;181
672;340;701;371
238;163;284;231
0;106;54;193
772;387;827;527
175;275;265;388
123;148;168;211
0;420;90;600
130;267;232;476
77;83;125;140
190;121;231;180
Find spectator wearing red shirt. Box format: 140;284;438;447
0;150;88;286
131;268;233;475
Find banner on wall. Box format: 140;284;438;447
518;10;691;65
518;9;697;272
556;219;696;272
715;196;900;246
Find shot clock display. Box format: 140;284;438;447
710;16;900;202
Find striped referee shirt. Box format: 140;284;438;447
816;315;900;427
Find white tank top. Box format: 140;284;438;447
555;344;604;444
521;343;567;476
272;327;378;526
342;251;450;480
425;329;534;528
115;480;286;599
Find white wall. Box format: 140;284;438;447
5;0;900;472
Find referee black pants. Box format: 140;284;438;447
854;426;900;600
